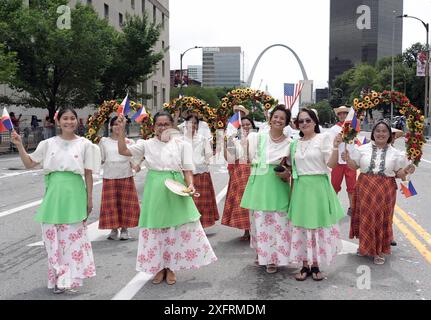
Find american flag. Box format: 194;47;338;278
284;82;304;110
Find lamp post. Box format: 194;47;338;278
179;46;202;97
400;14;429;134
391;12;404;126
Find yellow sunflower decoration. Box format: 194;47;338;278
348;90;425;166
85;99;153;144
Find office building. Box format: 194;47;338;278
202;47;241;88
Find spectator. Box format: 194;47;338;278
31;115;41;129
9;112;22;133
77;118;86;136
43;116;55;140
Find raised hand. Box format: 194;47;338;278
117;114;126;130
11;130;23;147
333;133;343;148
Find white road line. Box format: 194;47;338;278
421;159;431;164
0;180;103;219
339;240;359;255
112;185;229;300
0;169;43;179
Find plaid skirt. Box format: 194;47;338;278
99;177;140;229
193;172;219;228
350;173;397;257
221;163;251;230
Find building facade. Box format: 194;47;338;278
329;0;403;83
202;47;241;88
187;65;203;83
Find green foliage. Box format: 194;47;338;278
308;100;336;126
170;86;233;107
0;43;17;83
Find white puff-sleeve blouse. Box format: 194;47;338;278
294;133;333;176
349;142;407;177
29;136;101;175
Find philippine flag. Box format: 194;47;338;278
1;108;14;132
226;112;241;137
117;94;131;116
400;181;418;198
131;106;149;123
344;108;361;133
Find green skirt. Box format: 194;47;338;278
288;174;344;229
36;172;87;224
139;170;201;229
240;164;291;213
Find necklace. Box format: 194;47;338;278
269;131;285;142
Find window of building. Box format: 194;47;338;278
153;5;156;23
153;86;158;109
162;41;165;49
162;60;165;77
162;13;165;27
119;13;123;27
162;88;166;106
104;4;109;20
131;0;135;10
141;0;145;13
86;0;92;5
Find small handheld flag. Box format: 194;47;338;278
53;110;59;121
344;108;361;133
117;94;131;116
400;181;418;198
226;112;241;137
1;108;14;132
131;106;149;123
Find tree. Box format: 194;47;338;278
0;0;115;119
0;43;17;84
309;100;335;126
170;86;233;107
97;13;165;103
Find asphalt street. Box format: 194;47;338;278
1;136;431;300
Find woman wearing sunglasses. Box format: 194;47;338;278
288;108;344;281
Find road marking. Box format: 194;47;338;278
0;157;20;163
0;169;43;179
112;185;229;300
395;205;431;247
27;220;110;247
393;215;431;265
339;240;359;255
421;158;431;164
0;180;103;219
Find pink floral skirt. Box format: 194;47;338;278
41;222;96;289
136;220;217;274
288;222;342;267
250;211;291;266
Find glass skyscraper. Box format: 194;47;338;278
202;47;241;88
329;0;403;83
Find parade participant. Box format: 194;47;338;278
328;106;357;216
11;107;100;294
117;111;217;285
289;108;344;281
174;109;212;141
222;116;256;241
259;106;294;138
344;121;415;264
98;116;141;241
184;115;219;229
240;105;292;274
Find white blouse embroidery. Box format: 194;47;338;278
349;142;407;177
248;132;291;165
128;137;195;172
29;136;101;175
294;133;333;176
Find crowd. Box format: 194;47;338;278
10;103;415;293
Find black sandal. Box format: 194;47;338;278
295;266;311;281
310;267;324;281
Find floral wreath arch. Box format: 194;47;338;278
217;88;278;129
343;90;425;165
163;96;218;131
85;100;153;144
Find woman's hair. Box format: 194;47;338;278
153;110;174;125
295;108;321;137
269;105;291;127
109;116;118;133
184;114;200;126
57;107;78;120
241;116;257;129
371;120;393;144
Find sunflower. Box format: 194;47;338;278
364;96;370;102
217;121;224;128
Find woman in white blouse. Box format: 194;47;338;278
240;105;292;274
11;108;101;294
341;121;415;265
184;115;219;229
288;108;344;281
116;111;217;285
98;116;142;241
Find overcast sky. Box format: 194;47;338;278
169;0;431;102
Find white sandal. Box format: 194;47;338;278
374;256;385;265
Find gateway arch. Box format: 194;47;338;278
246;44;309;87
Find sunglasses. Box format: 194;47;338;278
297;118;313;125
